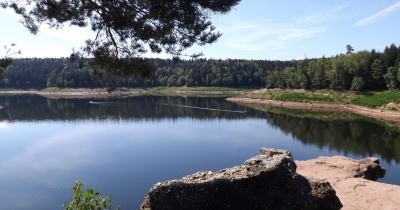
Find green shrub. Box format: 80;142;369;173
64;181;120;210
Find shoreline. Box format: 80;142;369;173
0;89;144;98
227;97;400;123
0;88;247;98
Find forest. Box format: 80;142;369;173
1;58;292;89
2;44;400;91
266;44;400;91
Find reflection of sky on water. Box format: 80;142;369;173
0;119;297;210
0;117;399;210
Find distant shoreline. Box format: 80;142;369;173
227;97;400;123
0;87;248;98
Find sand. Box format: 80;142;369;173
227;97;400;123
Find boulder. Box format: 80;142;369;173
140;148;342;210
296;156;386;182
296;156;400;210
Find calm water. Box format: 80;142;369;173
0;95;399;210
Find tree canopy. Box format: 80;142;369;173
266;44;400;91
1;58;292;88
0;43;20;78
0;0;240;76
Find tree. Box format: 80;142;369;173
1;0;240;76
382;44;399;69
370;58;385;89
350;76;365;91
384;66;399;90
0;43;20;78
346;44;354;56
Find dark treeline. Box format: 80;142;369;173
1;58;292;89
266;44;400;91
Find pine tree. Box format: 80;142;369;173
370;58;385;89
1;0;240;76
384;66;399;90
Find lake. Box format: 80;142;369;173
0;95;399;210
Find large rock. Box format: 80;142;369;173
140;148;342;210
297;156;400;210
296;156;385;181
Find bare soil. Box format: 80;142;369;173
227;97;400;123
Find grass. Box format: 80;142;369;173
42;87;62;92
244;89;355;104
184;87;244;91
352;91;400;107
274;92;335;103
148;86;245;92
146;87;250;97
243;88;400;109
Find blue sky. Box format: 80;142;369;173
1;0;400;60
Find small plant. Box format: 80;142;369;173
64;181;120;210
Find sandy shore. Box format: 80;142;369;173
0;88;147;98
227;97;400;123
0;88;245;99
297;156;400;210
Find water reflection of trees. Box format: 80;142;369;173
263;112;400;163
1;95;399;163
0;95;255;122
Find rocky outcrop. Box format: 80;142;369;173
297;156;400;210
296;156;385;181
140;148;342;210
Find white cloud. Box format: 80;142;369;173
219;21;325;52
300;3;348;24
355;1;400;27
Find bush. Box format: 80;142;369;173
64;181;120;210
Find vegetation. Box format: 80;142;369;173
272;92;335;103
352;91;400;107
64;181;119;210
1;58;291;88
266;44;400;91
3;43;400;92
0;43;20;77
242;88;400;109
1;0;240;76
244;89;356;104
